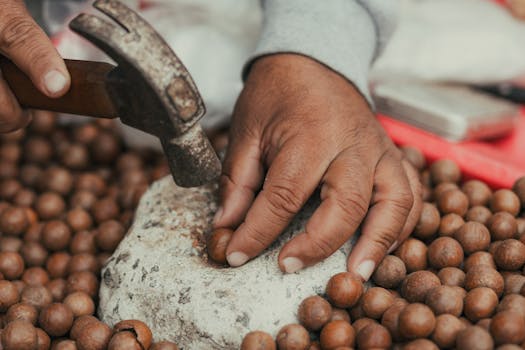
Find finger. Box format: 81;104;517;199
277;151;373;273
225;143;330;267
392;160;423;249
0;74;30;132
0;1;70;97
213;127;264;229
347;152;414;281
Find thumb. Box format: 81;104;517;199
0;0;70;97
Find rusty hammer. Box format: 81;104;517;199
0;0;221;188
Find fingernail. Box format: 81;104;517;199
281;257;304;274
44;70;67;95
213;207;224;226
387;240;398;254
356;260;375;281
227;251;249;267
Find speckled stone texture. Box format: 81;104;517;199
98;176;355;349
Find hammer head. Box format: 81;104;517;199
69;0;221;187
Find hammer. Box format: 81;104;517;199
0;0;221;188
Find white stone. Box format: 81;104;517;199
98;176;356;349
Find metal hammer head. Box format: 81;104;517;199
68;0;221;187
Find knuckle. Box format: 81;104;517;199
242;225;271;251
0;15;39;51
371;230;397;251
334;191;369;225
264;182;305;219
392;190;414;216
310;235;336;259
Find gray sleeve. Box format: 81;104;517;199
244;0;397;103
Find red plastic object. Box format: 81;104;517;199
378;108;525;189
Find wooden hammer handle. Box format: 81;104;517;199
0;57;119;118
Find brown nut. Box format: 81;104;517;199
437;267;465;287
427;237;464;269
241;331;276;350
372;255;406;289
438;213;464;237
461;180;492;207
298;295;332;331
494;239;525;271
394;238;427;272
113;319;153;350
356;323;391;349
414;203;440;240
360;287;394;319
326;272;363;308
491;189;521;216
1;320;38;350
275;324;310;350
320;320;355;350
38;303;74;337
437;190;469;216
490;311;525;345
425;285;464;316
464;287;499;322
454;222;491;255
398;303;436;339
430;159;461;184
431;314;466;349
206;228;233;265
400;271;441;303
465;265;504;297
465;206;492;225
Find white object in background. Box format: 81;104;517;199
371;0;525;86
54;0;261;150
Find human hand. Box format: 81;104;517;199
0;0;70;132
213;54;422;281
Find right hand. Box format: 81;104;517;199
0;0;70;132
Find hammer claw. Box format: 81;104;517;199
92;0;138;34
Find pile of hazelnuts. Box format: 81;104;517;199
0;113;180;350
230;147;525;349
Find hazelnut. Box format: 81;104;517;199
240;331;276;350
326;272;363;308
39;303;74;337
398;303;436;339
22;267;49;286
414;203;440;240
401;146;426;170
434;182;459;201
425;285;464;316
35;192;66;220
40;167;73;195
66;208;93;232
465;265;504;296
1;320;38;350
461;180;492;207
0;179;21;200
400;271;441;302
46;278;67;302
431;314;466;348
0;207;29;236
70;315;98;340
372;255;406;289
95;220;125;252
463;251;496;272
20;164;42;187
70;231;97;255
402;339;439;350
356;323;391;349
20;285;52;310
70;191;97;211
41;221;71;252
75;173;106;196
66;271;99;298
206;228;232;265
503;274;525;295
351;317;376;334
5;302;38;324
394;238;428;272
90;131;121;164
46;252;71;279
275;324;310;350
360;287;394;319
476;318;492;332
320;320;355;350
0;280;20;311
13;189;36;207
491;189;521;216
465;206;492;224
427;237;463;269
464;287;499;322
0;236;22;252
437;267;465;287
63;292;95;317
490;311;525;345
113;319;152;350
497;294;525;318
488;212;518;241
20;242;48;267
91;197;120;223
437;190;469;216
298;295;332;331
35;327;50;350
381;300;408;342
330;308;350;323
107;331;142;350
438;213;464;237
494;239;525;270
76;320;112;350
73;123;98;144
68;253;99;275
512;176;525;207
454;222;491;254
60;143;90;170
0;251;25;280
430;159;461;184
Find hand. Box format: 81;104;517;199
0;0;70;132
213;54;422;281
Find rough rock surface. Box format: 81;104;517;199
99;176;355;349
